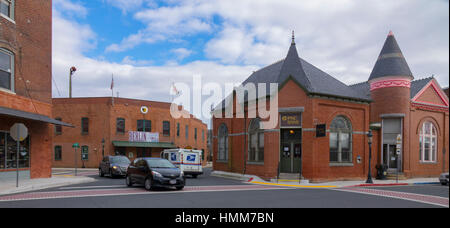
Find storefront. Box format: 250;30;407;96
0;131;30;170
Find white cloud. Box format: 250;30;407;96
171;48;193;61
53;0;449;124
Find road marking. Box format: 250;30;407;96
249;181;337;188
0;185;289;202
334;187;449;208
58;185;126;190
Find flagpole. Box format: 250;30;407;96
111;74;114;106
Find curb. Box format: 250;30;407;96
0;177;96;196
347;182;441;188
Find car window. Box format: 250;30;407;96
146;159;176;168
110;156;130;164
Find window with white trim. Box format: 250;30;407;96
0;0;13;20
0;48;13;91
329;116;353;163
419;122;437;163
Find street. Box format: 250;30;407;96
0;168;448;208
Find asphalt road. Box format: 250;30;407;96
0;168;448;208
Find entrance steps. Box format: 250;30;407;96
279;173;301;180
272;173;309;184
386;173;408;180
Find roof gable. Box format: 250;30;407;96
412;79;449;107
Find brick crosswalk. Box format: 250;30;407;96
335;187;449;208
0;185;286;202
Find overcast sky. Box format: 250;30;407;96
52;0;449;126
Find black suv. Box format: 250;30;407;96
99;156;131;178
126;158;185;191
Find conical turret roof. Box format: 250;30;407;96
369;31;413;81
277;32;312;91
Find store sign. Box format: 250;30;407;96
129;131;159;143
280;112;302;127
316;124;326;138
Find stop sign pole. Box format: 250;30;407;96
10;123;28;188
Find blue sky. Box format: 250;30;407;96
52;0;449;126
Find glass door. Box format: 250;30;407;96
383;144;398;170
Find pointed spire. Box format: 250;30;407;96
278;32;312;91
292;30;296;45
369;31;413;81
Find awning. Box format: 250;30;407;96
0;106;74;127
112;141;177;149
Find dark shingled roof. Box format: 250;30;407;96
369;32;414;81
349;77;434;100
239;42;371;102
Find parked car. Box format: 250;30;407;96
126;158;185;191
439;172;449;186
99;155;131;178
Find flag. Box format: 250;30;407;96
172;82;180;95
110;74;114;90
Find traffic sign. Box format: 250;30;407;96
10;123;28;142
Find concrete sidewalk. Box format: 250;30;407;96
0;170;96;196
211;170;441;188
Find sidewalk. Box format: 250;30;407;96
211;170;441;189
0;169;96;196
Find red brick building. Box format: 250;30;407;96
212;32;449;182
1;0;70;179
52;97;208;168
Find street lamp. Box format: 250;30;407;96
101;138;105;158
69;66;77;98
366;130;374;184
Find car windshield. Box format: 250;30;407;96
110;157;130;164
146;159;176;168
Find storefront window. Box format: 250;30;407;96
0;131;30;169
329;116;352;163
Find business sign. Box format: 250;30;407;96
140;106;149;114
396;134;402;155
129;131;159;143
316;124;326;138
280;112;302;128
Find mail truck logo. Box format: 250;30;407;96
140;106;149;114
186;154;196;162
171;153;177;161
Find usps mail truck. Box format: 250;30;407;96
162;149;203;178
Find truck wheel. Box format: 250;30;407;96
192;174;198;178
176;186;184;190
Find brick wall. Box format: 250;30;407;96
52;97;209;168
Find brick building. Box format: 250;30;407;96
1;0;71;179
212;32;449;182
52;97;208;168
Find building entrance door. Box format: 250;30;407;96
383;144;398;171
280;129;302;174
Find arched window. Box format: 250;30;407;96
329;116;352;163
218;124;229;161
248;118;264;162
420;122;437;163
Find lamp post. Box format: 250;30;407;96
101;138;105;158
366;130;374;184
69;66;77;98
